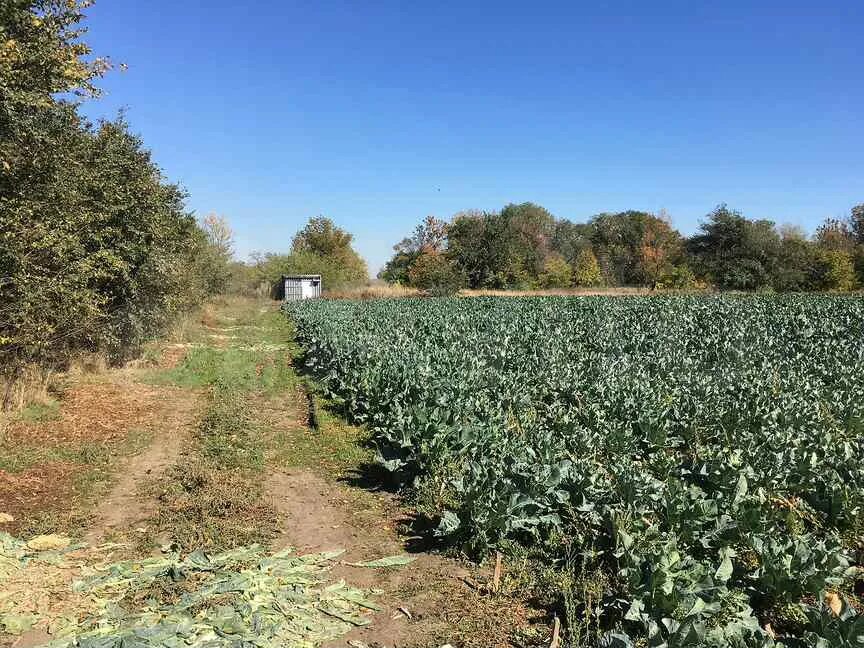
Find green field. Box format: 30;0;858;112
287;295;864;647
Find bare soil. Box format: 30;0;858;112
83;386;200;545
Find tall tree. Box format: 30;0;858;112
687;205;781;290
591;211;683;286
445;210;494;288
292;216;355;257
379;215;448;284
551;219;594;266
814;218;855;253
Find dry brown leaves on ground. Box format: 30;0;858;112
6;383;159;446
0;462;81;535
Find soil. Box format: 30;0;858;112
0;461;80;535
83;386;200;546
267;468;537;648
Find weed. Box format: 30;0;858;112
154;461;278;552
17;399;61;423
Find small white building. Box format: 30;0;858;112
282;274;322;301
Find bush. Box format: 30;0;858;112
572;249;603;287
720;258;770;291
407;252;465;295
0;2;227;408
539;255;573;288
813;249;858;291
658;264;697;289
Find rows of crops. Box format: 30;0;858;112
286;295;864;647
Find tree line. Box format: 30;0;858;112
380;203;864;293
228;217;368;298
0;1;232;408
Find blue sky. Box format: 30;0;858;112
81;1;863;272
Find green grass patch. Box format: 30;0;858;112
268;393;373;476
198;386;264;472
147;303;292;552
16;399;61;423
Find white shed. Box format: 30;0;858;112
282;274;322;300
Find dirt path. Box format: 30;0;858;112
83;386;199;546
1;299;542;648
266;467;517;648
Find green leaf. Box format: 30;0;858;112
345;554;416;568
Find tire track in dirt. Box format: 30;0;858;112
266;467;532;648
83;386;201;546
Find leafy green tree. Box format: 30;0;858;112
572;248;603;287
290;217;368;288
813;249;857;291
772;225;819;292
498;202;556;280
378;243;417;285
815;218;855;253
445;211;500;288
379;215;448;284
591;211;683;286
657;264;697;289
849;203;864;245
0;0;111;106
292;216;354;257
1;1;224;407
407;251;464;295
538;254;572;288
551;219;593;266
815;206;864;286
688;205;781;290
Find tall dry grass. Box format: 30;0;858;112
323;284;421;300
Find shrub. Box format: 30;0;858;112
538;254;573;288
658;264;697;289
814;249;858;291
572;249;603;287
407;252;465;295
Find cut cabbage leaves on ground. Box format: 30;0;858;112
0;532;380;647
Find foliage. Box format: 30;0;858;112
657;264;697;289
243;217;368;295
815;218;855;253
572;249;603;287
1;114;213;376
813;249;858;291
378;215;448;284
0;1;229;407
688;205;780;290
590;210;684;286
445;210;498;288
552;220;594;266
196;213;234;295
386;201;864;293
539;254;573;288
287;295;864;646
407;251;465;295
0;0;111;106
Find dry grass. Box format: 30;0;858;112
4;382;159;447
152;460;279;552
461;286;678;297
0;364;56;414
324;284;421;300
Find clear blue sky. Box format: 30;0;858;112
80;1;863;272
